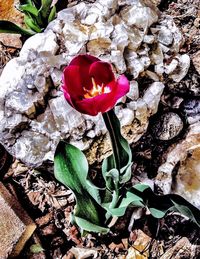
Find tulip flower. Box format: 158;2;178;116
62;54;129;116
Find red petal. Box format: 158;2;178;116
76;89;116;115
70;54;100;89
114;75;130;99
74;76;129;115
89;61;115;88
62;87;75;108
69;54;99;66
62;65;83;98
75;98;98;116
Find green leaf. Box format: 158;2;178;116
130;184;200;227
24;16;42;32
30;244;44;254
102;109;132;185
0;20;35;35
105;191;144;217
104;168;119;191
48;5;56;23
132;183;150;192
149;208;166;218
18;4;39;16
171;200;200;227
40;0;53;19
54;141;107;233
75;217;109;234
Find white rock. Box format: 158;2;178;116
143;82;165;114
63;22;89;55
20;30;59;58
170;54;190;82
150;44;164;65
121;3;158;30
127;81;139;100
0;0;186;168
155;63;164;75
118;108;135;126
158;27;173;46
164;58;179;74
155;122;200;209
143;35;155;44
192;50;200;75
111;50;126;73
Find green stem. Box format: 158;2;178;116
102;109;121;173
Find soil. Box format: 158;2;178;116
1;0;200;258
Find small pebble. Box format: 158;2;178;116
152;112;183;140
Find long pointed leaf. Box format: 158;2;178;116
102;109;132;186
54;141;107;233
48;5;56;23
0;20;35;35
18;4;39;16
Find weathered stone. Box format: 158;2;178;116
21;30;59;58
170;54;190;82
184;99;200;125
0;182;36;258
155;122;200;208
192;50;200;75
158;27;173;46
164;59;179;74
143;82;165;115
69;247;98;259
160;237;200;259
152;112;183;141
0;0;187;168
127;80;139;100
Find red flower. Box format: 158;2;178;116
62;54;130;116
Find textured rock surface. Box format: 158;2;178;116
160;237;200;259
0;182;36;258
192;50;200;75
155;122;200;208
184;99;200;125
152;112;183;140
0;0;188;168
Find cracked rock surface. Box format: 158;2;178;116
0;0;188;168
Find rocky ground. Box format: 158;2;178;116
0;0;200;258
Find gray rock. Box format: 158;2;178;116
0;0;187;168
155;122;200;209
158;27;173;46
192;50;200;75
153;112;183;141
184;99;200;125
170;54;190;82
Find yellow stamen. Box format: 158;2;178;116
83;77;111;99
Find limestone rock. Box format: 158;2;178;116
0;0;187;168
160;237;200;259
169;54;190;82
69;247;98;259
155;122;200;208
192;50;200;75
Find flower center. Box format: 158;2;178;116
83;77;111;99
